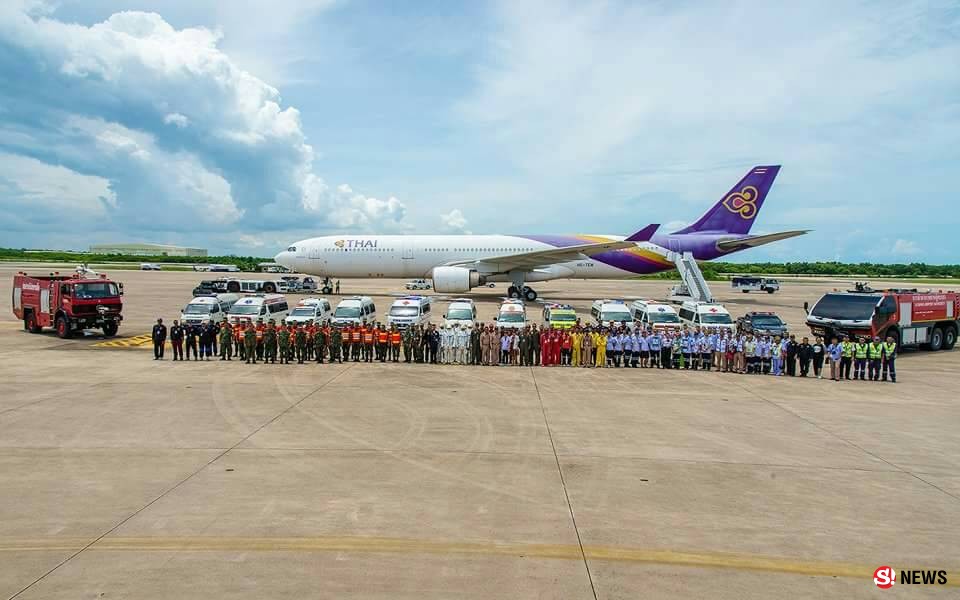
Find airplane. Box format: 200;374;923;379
274;165;807;302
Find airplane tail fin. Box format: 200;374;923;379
673;165;780;235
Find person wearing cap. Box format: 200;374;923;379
868;335;884;381
853;336;869;380
217;319;232;361
243;322;257;364
839;335;854;379
811;336;825;379
278;322;291;364
881;334;898;383
264;320;278;364
390;325;402;363
580;326;593;367
170;319;184;361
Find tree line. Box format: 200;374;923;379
2;248;957;278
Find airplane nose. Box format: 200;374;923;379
274;251;289;267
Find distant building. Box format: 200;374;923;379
89;243;207;257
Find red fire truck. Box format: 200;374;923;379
12;269;124;338
805;285;959;350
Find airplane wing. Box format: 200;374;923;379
716;230;810;252
445;239;637;272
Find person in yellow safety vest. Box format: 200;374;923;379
839;337;854;380
882;335;898;383
867;335;884;381
853;337;869;380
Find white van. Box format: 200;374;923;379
678;301;736;333
180;293;240;325
285;297;333;326
444;298;477;329
387;296;432;329
227;294;290;326
332;296;377;326
629;299;682;332
590;299;634;329
495;299;527;330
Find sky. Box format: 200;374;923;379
0;0;958;262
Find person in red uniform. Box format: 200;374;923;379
540;330;552;366
561;330;572;366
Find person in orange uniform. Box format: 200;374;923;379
390;325;402;362
362;323;375;362
352;325;364;362
377;325;389;362
341;324;353;361
255;318;266;361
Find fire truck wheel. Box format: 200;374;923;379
102;322;118;337
55;316;72;339
944;326;957;350
24;313;41;333
928;327;944;351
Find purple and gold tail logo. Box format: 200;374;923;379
722;186;759;219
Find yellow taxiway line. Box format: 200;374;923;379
0;536;954;585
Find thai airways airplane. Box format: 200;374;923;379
274;165;806;301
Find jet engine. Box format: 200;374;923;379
431;266;483;293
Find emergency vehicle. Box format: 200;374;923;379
542;304;578;329
13;269;124;338
387;296;432;329
444;299;477;329
629;300;682;331
495;299;527;329
180;293;240;325
590;299;633;329
285;298;333;326
805;287;959;350
226;294;289;326
332;296;376;326
678;301;736;333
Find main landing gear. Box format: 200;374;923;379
507;286;538;302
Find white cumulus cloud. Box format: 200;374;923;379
891;239;921;256
0;3;408;249
439;209;471;234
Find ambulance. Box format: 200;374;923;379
180;293;240;325
495;299;527;330
629;299;682;331
677;301;736;333
226;294;290;326
444;299;477;329
284;297;334;326
542;304;578;329
386;296;432;329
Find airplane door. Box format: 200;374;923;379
401;238;415;277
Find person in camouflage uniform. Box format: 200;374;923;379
219;319;233;361
402;326;413;363
413;325;423;363
314;323;327;363
295;324;307;364
244;323;257;364
278;324;291;364
264;320;278;364
330;326;342;363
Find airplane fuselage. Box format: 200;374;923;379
275;232;730;281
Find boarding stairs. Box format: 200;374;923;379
666;251;714;303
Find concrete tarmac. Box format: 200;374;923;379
1;265;958;599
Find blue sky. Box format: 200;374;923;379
0;0;958;261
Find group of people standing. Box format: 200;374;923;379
149;319;898;382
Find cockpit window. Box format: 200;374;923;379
287;246;297;252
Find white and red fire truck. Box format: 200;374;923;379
12;269;124;338
806;286;959;350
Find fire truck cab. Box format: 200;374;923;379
805;286;959;350
12;270;124;338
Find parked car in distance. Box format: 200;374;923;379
140;263;162;271
405;279;432;290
